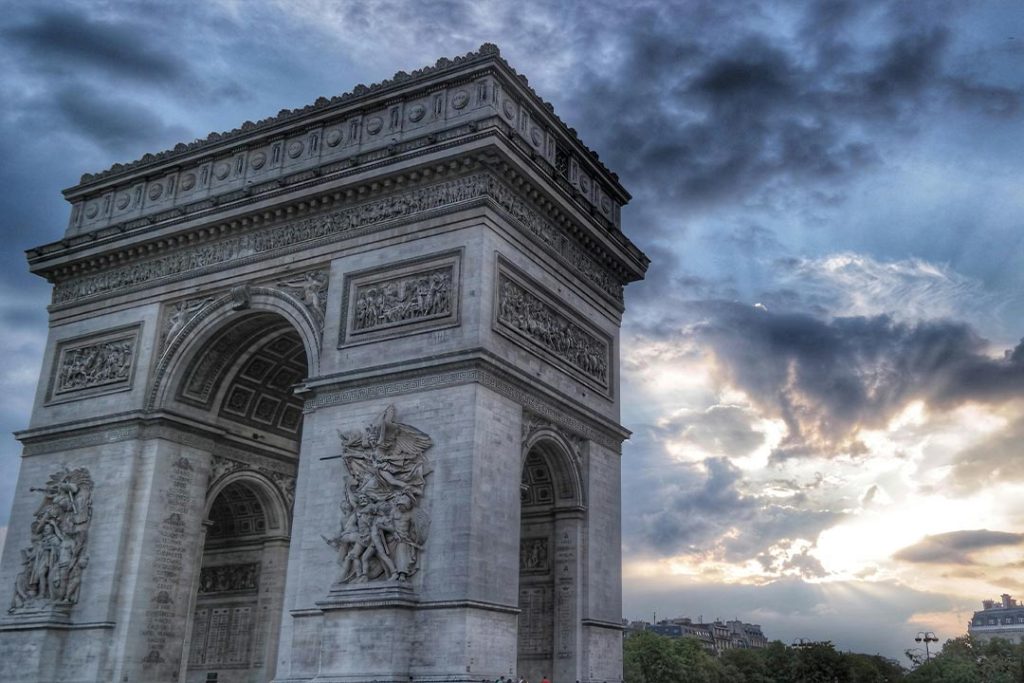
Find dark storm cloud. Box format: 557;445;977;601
893;530;1024;565
550;1;1022;245
0;3;249;161
3;7;188;84
51;85;189;154
623;432;840;570
668;301;1024;456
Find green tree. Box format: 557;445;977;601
904;635;1024;683
721;647;768;683
623;633;727;683
624;632;687;683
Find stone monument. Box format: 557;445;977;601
0;45;648;683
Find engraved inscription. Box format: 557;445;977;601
555;530;576;659
323;405;433;583
143;456;195;668
9;467;93;613
497;273;610;387
518;585;553;657
189;605;254;667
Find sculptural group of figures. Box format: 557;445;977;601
197;563;259;594
323;406;433;583
57;341;134;392
353;269;451;331
498;278;608;382
10;468;93;612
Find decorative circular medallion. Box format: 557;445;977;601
287;141;304;159
213;162;230;180
408;104;426;123
366;117;383;135
116;194;130;210
601;196;612;213
325;130;343;147
85;203;99;219
579;175;590;193
503;99;515;119
180;173;196;191
530;127;542;147
148;183;163;201
452;91;469;110
250;152;266;170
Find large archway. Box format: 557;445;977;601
517;433;585;683
159;307;311;683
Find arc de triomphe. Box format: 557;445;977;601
0;45;648;683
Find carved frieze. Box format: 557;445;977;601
52;171;622;308
197;563;259;594
9;467;94;613
47;324;141;403
323;406;433;583
340;251;460;346
495;262;611;392
520;537;550;573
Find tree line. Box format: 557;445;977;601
624;631;1024;682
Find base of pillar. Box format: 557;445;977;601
316;580;419;610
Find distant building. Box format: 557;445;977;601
630;616;768;654
727;620;768;649
969;594;1024;643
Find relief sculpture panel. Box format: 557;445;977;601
47;325;141;403
9;467;94;613
520;537;550;573
340;251;461;346
323;405;433;583
495;262;611;392
276;269;330;334
197;563;259;594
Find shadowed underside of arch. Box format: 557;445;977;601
178;315;307;439
170;311;309;442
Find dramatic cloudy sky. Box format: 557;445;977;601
1;0;1022;662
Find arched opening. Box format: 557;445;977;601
186;478;290;683
161;307;310;683
517;437;584;683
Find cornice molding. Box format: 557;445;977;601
303;353;628;452
42;158;637;311
16;412;297;466
16;354;629;456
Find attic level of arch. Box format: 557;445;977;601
33;149;647;313
70;45;621;190
55;54;629;241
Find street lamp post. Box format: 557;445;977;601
914;632;939;660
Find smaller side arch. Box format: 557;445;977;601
205;469;292;536
522;427;585;509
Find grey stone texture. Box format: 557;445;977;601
1;45;648;683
